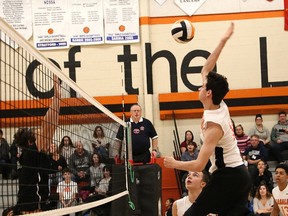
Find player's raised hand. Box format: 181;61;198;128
222;22;234;42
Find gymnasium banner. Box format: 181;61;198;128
104;0;140;44
32;0;70;50
70;0;104;45
0;0;32;46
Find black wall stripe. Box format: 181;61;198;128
159;96;288;111
0;104;134;118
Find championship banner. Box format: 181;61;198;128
0;0;32;47
32;0;70;50
70;0;104;45
104;0;140;44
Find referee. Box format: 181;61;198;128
115;104;158;163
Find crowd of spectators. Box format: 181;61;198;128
0;125;114;216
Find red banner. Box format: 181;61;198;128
285;0;288;30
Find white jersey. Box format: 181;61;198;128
272;184;288;216
175;196;217;216
57;180;78;200
201;101;243;173
175;196;192;216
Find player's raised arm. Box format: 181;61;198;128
201;22;234;81
37;74;61;152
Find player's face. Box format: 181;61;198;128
185;171;203;190
274;168;288;184
198;81;207;102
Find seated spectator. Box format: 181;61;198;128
235;124;251;155
243;134;268;184
172;170;213;216
90;152;106;188
270;111;288;163
248;114;271;147
251;160;273;197
92;126;109;160
181;141;198;162
0;129;10;180
165;198;174;216
180;130;194;154
69;141;91;185
48;143;67;208
59;136;75;167
253;184;274;216
57;168;78;208
85;166;112;216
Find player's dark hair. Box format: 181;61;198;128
206;72;229;105
14;128;36;147
202;169;211;184
275;164;288;174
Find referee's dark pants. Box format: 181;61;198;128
133;151;151;164
184;165;251;216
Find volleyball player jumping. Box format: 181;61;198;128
164;23;251;216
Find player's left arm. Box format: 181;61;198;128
164;122;223;172
37;75;61;152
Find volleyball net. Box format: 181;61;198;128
0;17;131;215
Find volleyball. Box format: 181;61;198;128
171;19;195;43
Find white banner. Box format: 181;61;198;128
174;0;207;16
32;0;69;50
70;0;104;45
104;0;139;44
0;0;32;45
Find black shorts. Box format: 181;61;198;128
184;165;251;216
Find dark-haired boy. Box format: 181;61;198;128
271;164;288;216
164;23;251;215
57;168;78;208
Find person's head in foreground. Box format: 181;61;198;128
199;72;229;106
